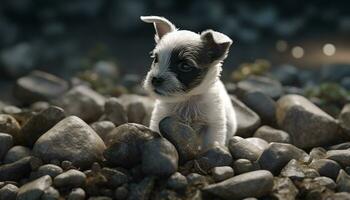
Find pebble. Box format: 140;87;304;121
236;75;283;99
258;143;310;175
211;166;235;182
0;156;33;181
336;170;350;193
231;97;261;137
233;159;259;175
159;116;200;163
68;188;86;200
90;121;115;143
141;138;178;177
33;116;106;169
309;147;327;160
104;123;159;168
19;106;65;146
167;172;188;190
280;159;317;180
114;186;128;200
127;102;146;124
186;173;208;187
101;167;128;188
253;125;291;144
32;164;63;179
41;187;60;200
195;145;232;172
0;133;13;161
128;177;154;200
327;142;350;150
0;114;20;143
203;170;274;200
326;150;350;168
17;175;52;200
276;94;342;149
4;146;32;163
0;184;18;200
245;137;269;151
102;97;127;126
314;176;337;190
54;169;86;188
228;139;262;161
53;85;105;123
271;177;298;200
339;104;350;137
309;159;341;180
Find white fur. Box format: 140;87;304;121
141;16;237;151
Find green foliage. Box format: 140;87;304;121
231;59;271;82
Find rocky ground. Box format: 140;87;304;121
0;64;349;200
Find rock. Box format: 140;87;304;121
0;156;33;181
0;184;18;200
233;159;259;175
17;175;52;200
33;116;106;169
236;75;283;99
280;159;318;180
53;85;105;123
336;170;350;193
30;101;50;112
33;164;63;179
13;71;69;104
231;97;261;137
54;169;86;188
309;147;327;160
41;187;60;200
2;105;21;115
211;166;235;182
0;42;38;77
159;116;200;163
339;104;350;137
203;170;274;200
309;159;341;180
127;102;146;124
326;150;350;168
102;98;127;126
0;133;13;161
314;177;337;190
114;186;128;200
128;177;154;200
245;137;269;151
68;188;85;200
101;167;129;188
328;142;350;150
258;143;310;175
0;114;20;143
141;138;178;177
195;145;232;172
240;91;277;125
4;145;32;163
167;172;188;190
186;173;208;187
276;94;342;149
104;123;159;168
271;64;299;86
254;126;291;144
228;139;262;161
271;177;298;200
19;106;65;146
90;121;115;143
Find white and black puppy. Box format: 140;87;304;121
141;16;237;151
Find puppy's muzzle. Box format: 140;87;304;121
151;76;165;87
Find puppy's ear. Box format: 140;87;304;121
201;30;233;62
140;16;176;42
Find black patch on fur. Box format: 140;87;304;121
169;45;210;91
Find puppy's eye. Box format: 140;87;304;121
178;63;193;72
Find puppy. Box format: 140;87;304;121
141;16;237;151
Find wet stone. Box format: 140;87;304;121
4;146;32;164
195;145;232;172
0;184;18;200
0;133;13;161
253;125;291;144
17;175;52;200
67;188;86;200
309;159;341;180
211;166;235;182
54;169;86;188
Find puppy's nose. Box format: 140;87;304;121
151;76;164;87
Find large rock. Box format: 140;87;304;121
203;170;274;200
236;75;283;99
13;71;69;104
33;116;106;169
17;175;52;200
339;104;350;137
159;116;200;163
276;94;342;149
0;114;20;143
254;125;291;144
19;106;65;146
141;138;178;177
258;143;310;175
231;96;261;138
104;123;159;168
53;85;105;123
240;91;277;125
0;133;13;161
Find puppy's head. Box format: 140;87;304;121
141;16;232;102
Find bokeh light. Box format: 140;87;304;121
323;43;336;56
291;46;304;59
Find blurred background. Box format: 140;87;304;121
0;0;349;114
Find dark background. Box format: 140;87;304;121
0;0;349;102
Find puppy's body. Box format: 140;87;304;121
141;16;237;150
